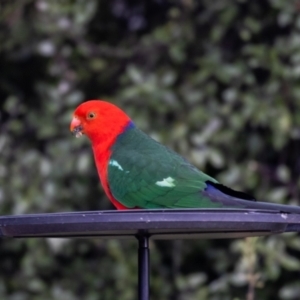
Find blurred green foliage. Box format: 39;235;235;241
1;0;300;299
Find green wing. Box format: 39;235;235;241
108;126;221;209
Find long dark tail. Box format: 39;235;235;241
238;199;300;214
204;181;300;214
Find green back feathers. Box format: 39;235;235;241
108;124;219;209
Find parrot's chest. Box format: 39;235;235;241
92;146;127;210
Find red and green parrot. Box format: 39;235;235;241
70;100;300;213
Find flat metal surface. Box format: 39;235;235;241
0;209;300;239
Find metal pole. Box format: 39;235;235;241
137;234;150;300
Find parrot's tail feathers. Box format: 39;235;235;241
204;181;300;214
206;181;256;202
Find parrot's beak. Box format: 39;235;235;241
70;117;84;138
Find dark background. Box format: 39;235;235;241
1;0;300;299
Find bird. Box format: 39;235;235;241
70;100;300;213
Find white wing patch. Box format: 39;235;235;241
155;177;175;188
109;159;124;171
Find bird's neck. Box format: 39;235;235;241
92;121;135;158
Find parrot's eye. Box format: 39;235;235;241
87;112;96;120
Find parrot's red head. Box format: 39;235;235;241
70;100;132;147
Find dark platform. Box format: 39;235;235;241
0;208;300;239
